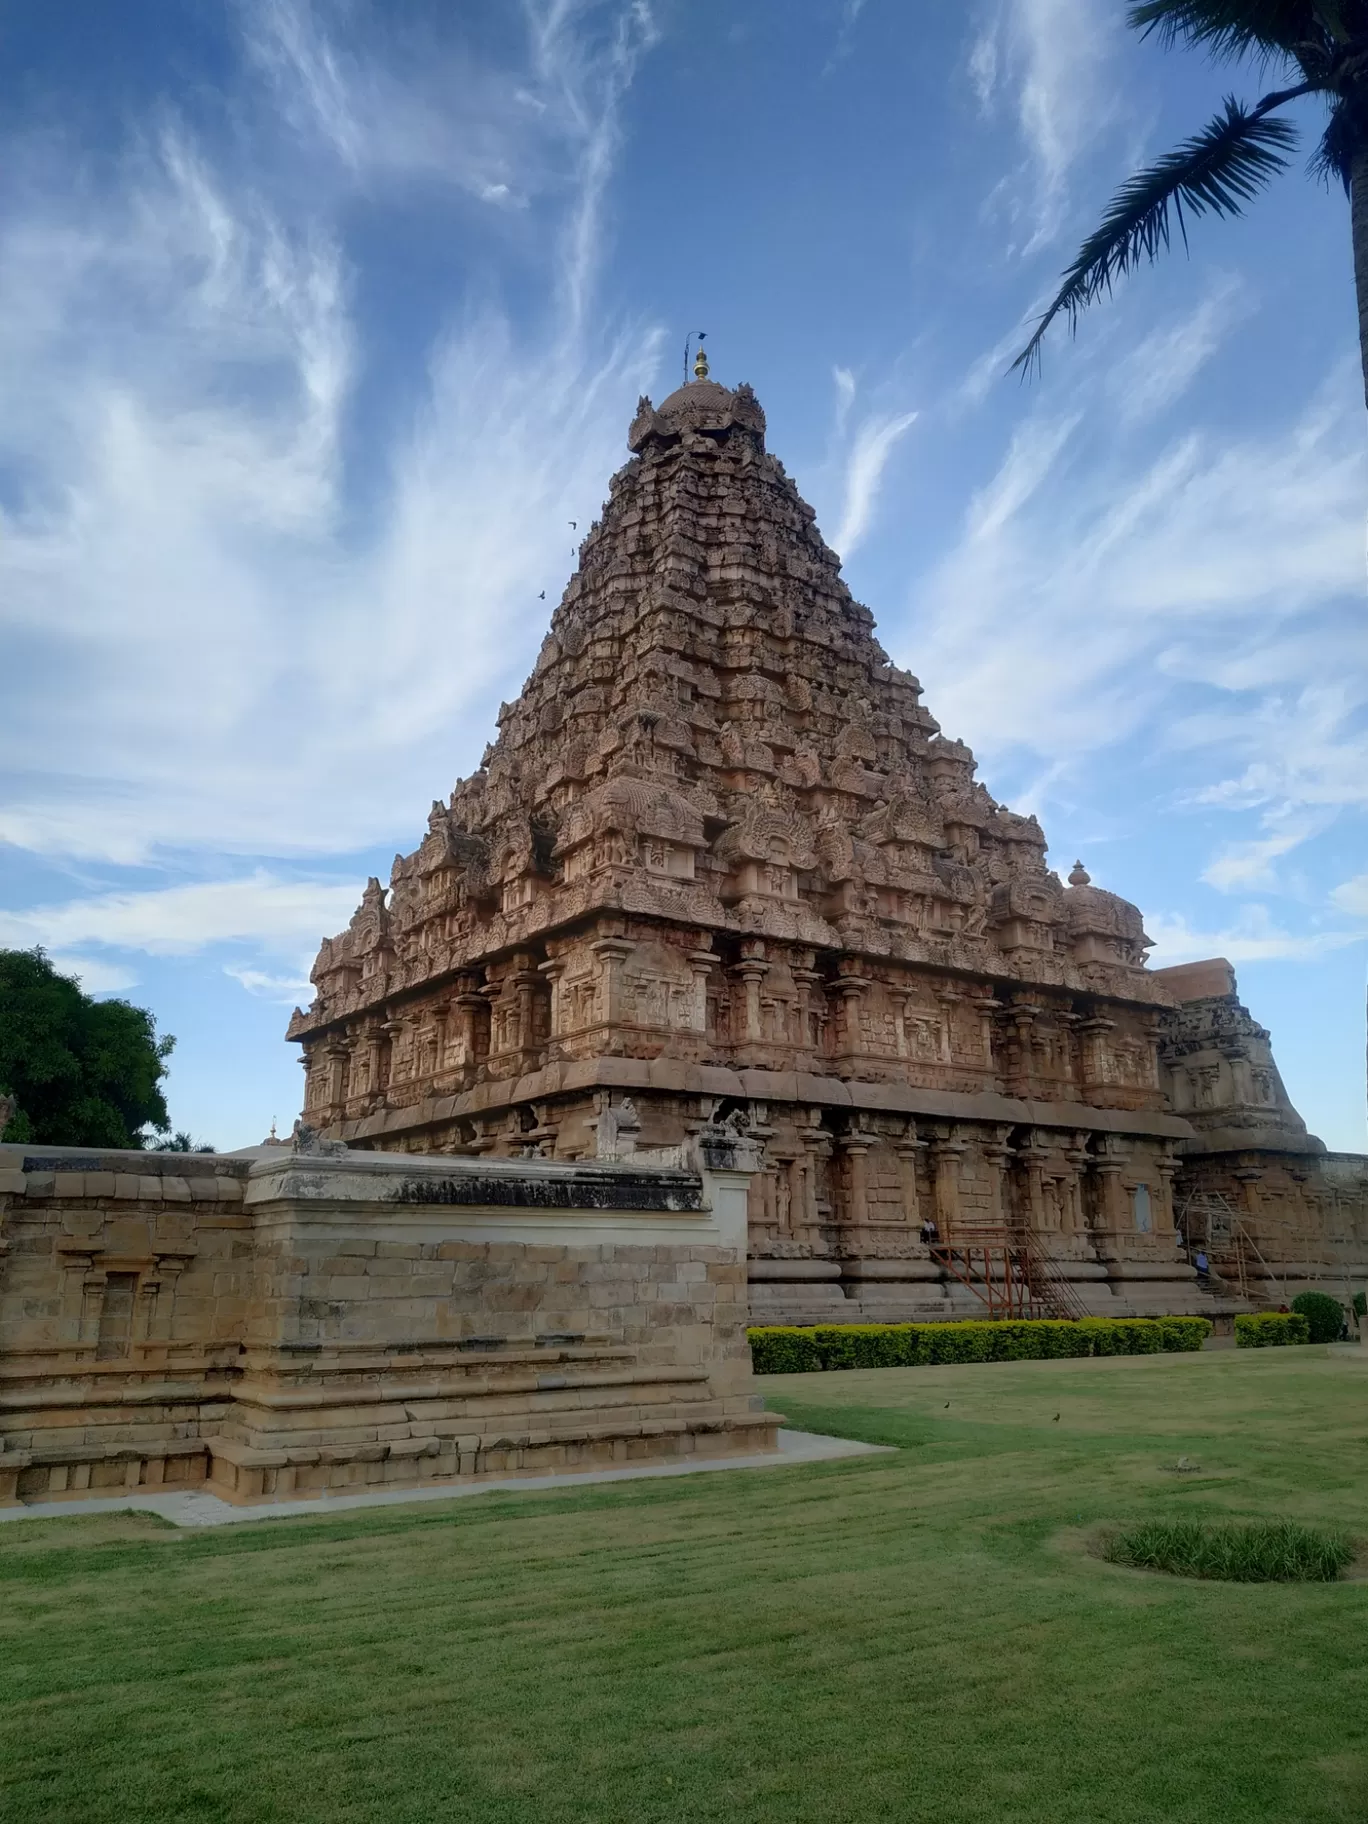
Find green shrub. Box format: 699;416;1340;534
1104;1518;1352;1582
1156;1317;1210;1352
746;1314;1212;1373
1353;1291;1366;1321
808;1325;920;1369
1235;1311;1310;1348
746;1328;823;1374
1290;1291;1345;1344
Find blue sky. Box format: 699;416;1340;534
1;0;1365;1152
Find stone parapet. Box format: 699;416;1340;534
0;1138;774;1506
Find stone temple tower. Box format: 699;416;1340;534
287;366;1222;1321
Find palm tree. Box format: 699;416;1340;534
1013;3;1368;405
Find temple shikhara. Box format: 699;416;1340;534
287;360;1368;1323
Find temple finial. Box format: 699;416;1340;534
1068;860;1091;887
689;330;708;381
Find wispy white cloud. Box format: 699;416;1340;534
832;365;857;437
969;0;1118;249
223;962;316;1003
1107;275;1247;428
1202;819;1334;894
0;2;661;869
0;875;360;958
832;409;919;558
1144;906;1365;967
43;955;142;996
1333;874;1368;918
241;0;601;209
826;0;871;71
910;365;1365;782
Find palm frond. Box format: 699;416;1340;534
1012;97;1298;375
1129;1;1330;62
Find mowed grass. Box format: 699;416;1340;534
3;1349;1368;1824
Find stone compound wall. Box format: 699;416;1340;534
0;1138;773;1506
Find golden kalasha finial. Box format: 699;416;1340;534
693;333;709;380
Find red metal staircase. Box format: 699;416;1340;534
930;1226;1088;1322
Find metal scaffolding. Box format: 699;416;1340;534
931;1225;1088;1322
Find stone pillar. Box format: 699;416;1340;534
895;1123;924;1227
1078;1017;1117;1094
1062;1141;1090;1240
538;958;565;1038
451;977;488;1070
148;1253;190;1343
508;953;542;1063
1155;1153;1179;1237
981;1129;1013;1229
322;1042;348;1114
1057;1012;1082;1090
1091;1141;1130;1253
1018;1131;1052;1233
976;997;1003;1087
80;1269;107;1347
363;1024;385;1096
833;972;870;1066
934;986;963;1064
133;1273;158;1347
931;1138;965;1240
56;1246;101;1347
592;936;635;1026
839;1130;872;1252
783;1155;807;1239
790;951;823;1058
687;947;715;1033
733;940;769;1044
1007;1007;1037;1099
796;1113;829;1243
1235;1165;1264;1223
380;1019;404;1085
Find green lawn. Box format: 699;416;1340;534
4;1347;1368;1824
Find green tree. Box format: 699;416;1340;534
0;947;173;1148
1014;4;1368;404
1290;1288;1346;1340
153;1131;215;1154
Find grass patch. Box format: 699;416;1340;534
1104;1517;1355;1582
2;1346;1367;1822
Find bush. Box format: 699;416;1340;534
1156;1317;1211;1353
1104;1518;1352;1582
1235;1311;1310;1348
747;1315;1213;1373
745;1328;823;1374
1354;1291;1366;1321
1290;1291;1345;1344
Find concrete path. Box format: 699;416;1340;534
0;1428;891;1530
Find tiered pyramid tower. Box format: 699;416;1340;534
289;365;1208;1320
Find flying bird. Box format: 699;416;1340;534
538;591;545;600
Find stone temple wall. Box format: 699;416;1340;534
0;1136;773;1506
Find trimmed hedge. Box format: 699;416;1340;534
747;1315;1212;1374
1290;1291;1345;1344
1235;1311;1310;1348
